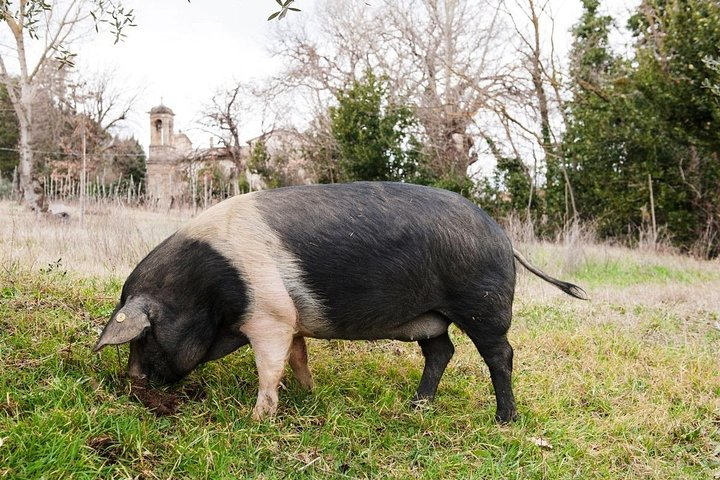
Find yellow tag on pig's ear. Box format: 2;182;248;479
116;312;126;323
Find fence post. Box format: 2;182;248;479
203;174;208;211
11;166;18;201
192;173;197;216
648;173;657;249
80;126;86;226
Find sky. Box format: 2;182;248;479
4;0;638;154
76;0;300;150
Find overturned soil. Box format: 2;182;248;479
87;435;122;463
128;378;206;416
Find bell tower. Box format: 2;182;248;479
147;102;180;208
149;103;175;152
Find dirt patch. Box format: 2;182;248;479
128;378;207;416
181;382;207;402
130;379;181;416
87;435;122;463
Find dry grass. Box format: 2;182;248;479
515;240;720;316
3;198;719;332
1;200;192;277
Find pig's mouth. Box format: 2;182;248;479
128;335;186;384
130;357;185;384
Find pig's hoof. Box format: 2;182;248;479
251;400;278;421
495;409;518;424
251;408;272;421
409;396;433;410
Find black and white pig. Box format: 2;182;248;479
93;182;586;422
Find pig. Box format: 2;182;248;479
93;181;587;422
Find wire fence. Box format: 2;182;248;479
0;166;252;211
44;174;145;207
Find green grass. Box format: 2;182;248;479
517;242;720;288
1;266;719;479
572;259;720;287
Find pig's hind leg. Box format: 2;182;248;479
288;336;314;390
449;294;517;423
411;331;455;406
470;333;516;423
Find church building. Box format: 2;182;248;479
145;104;194;208
145;102;308;208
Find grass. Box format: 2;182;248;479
572;255;718;287
1;201;720;478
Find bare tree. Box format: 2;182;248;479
68;69;140;184
273;1;379;91
264;0;579;200
0;0;134;210
198;82;250;169
498;0;577;220
69;68;138;133
378;0;513;180
269;0;514;184
25;63;138;187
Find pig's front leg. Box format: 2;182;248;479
242;317;295;420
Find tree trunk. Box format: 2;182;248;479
16;81;46;211
528;0;576;220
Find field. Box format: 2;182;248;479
1;200;719;479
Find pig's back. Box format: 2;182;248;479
254;182;515;333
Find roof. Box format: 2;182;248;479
150;104;175;115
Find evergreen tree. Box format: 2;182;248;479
479;156;537;220
249;139;284;189
329;71;423;183
0;83;19;178
109;136;146;184
561;0;624;234
563;0;720;256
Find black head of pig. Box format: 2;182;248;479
93;234;250;382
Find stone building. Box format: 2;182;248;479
145;102;309;208
146;104;194;208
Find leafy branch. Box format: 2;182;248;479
90;0;136;44
268;0;300;21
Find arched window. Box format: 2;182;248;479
155;119;164;144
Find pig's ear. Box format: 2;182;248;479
92;299;151;352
